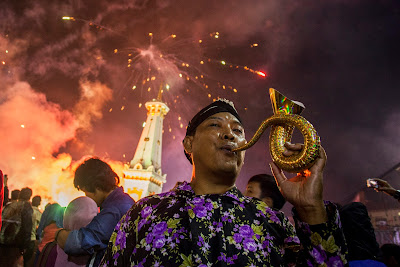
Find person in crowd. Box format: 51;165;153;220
244;173;286;210
370;178;400;201
381;243;400;267
24;195;42;266
339;202;385;266
3;174;10;206
101;99;348;266
36;203;64;252
19;188;35;267
36;196;99;267
32;196;42;239
0;170;3;227
6;188;21;206
0;187;33;266
55;158;135;267
2;174;9;207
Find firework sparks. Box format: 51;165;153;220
1;9;270;205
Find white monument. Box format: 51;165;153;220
123;91;169;201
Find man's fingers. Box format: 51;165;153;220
282;142;303;157
308;146;327;173
269;162;287;187
373;178;390;187
284;142;303;150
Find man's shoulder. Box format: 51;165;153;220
137;190;178;204
105;187;135;206
32;207;42;217
32;206;40;211
7;201;19;208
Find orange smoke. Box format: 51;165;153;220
0;80;123;207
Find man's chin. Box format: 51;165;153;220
214;164;240;179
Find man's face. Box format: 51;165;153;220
245;181;274;207
245;181;262;199
187;112;246;177
80;188;103;207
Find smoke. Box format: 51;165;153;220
0;0;399;207
0;81;78;205
74;80;113;131
0;78;116;206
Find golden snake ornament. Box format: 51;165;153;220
232;88;320;173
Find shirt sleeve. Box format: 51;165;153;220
64;207;122;256
292;202;348;266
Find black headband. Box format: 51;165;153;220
183;99;242;164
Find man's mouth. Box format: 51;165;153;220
220;145;237;155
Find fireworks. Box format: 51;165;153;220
62;16;75;21
106;30;267;150
1;14;269;207
59;16;267;112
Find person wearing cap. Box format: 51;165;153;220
101;99;348;266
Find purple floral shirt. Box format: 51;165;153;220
101;182;347;266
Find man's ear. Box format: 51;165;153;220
183;135;193;154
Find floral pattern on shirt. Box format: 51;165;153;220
101;181;347;266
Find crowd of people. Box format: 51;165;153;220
1;99;400;266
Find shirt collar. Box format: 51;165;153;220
101;186;123;209
175;181;245;202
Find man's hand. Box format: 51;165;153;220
55;229;70;250
372;178;397;196
270;142;327;225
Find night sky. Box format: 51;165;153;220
1;0;400;208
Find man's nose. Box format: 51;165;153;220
221;127;235;140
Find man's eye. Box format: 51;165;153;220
210;123;219;127
234;128;243;134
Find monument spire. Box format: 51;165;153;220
123;88;169;201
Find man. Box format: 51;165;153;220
31;196;42;240
4;188;20;208
0;187;33;266
2;174;9;208
55;157;135;267
24;195;42;266
101;99;347;266
0;171;3;227
245;173;286;210
339;202;385;266
18;188;34;267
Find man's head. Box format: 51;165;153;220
245;174;286;209
11;189;20;201
74;157;120;206
32;195;41;207
19;187;32;201
183;99;246;180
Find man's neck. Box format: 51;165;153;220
190;168;236;195
99;187;116;207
